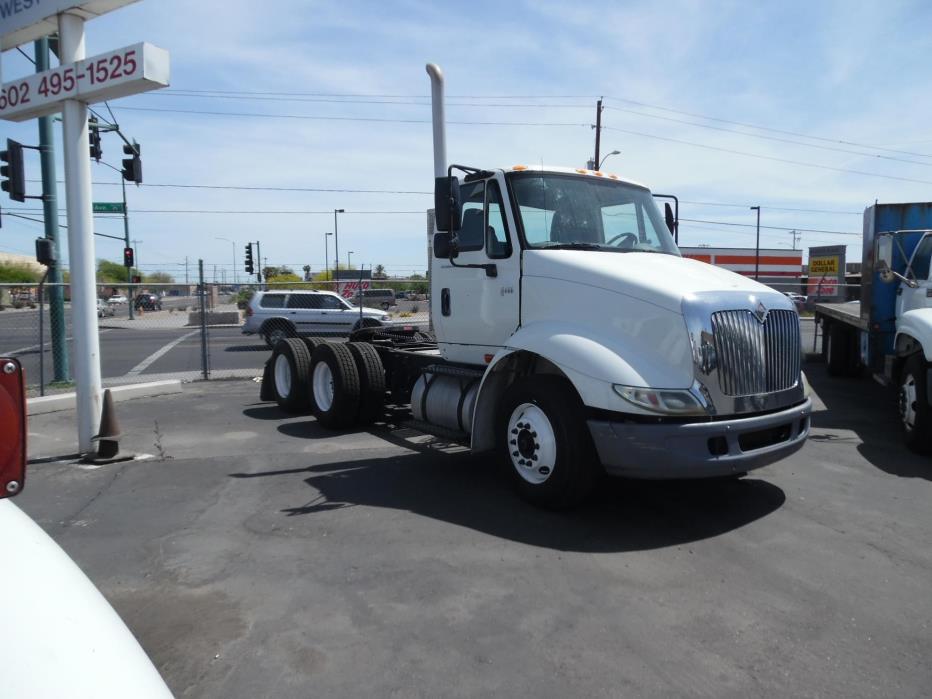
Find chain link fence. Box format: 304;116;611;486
0;279;430;395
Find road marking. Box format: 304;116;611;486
6;329;110;356
125;330;200;377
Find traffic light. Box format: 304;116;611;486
123;246;135;268
89;117;102;161
244;243;254;274
1;139;26;202
121;140;142;185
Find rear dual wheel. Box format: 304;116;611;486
269;338;312;413
310;341;387;429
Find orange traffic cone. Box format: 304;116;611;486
83;389;134;464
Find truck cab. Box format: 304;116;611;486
262;64;811;508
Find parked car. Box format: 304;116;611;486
107;294;128;305
243;290;391;347
97;298;115;317
352;288;396;310
133;293;162;311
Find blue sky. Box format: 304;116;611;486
2;0;932;279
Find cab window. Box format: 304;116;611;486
456;181;485;251
486;180;512;259
910;235;932;281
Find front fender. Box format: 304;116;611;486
896;308;932;361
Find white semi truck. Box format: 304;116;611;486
263;64;810;508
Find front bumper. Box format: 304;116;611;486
588;398;811;479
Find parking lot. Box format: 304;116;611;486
16;359;931;698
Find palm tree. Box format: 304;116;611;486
373;264;387;279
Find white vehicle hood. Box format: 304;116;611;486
0;500;172;698
523;249;772;313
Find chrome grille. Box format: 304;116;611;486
711;310;800;396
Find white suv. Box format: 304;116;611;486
243;290;391;347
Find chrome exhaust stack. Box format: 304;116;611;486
426;63;447;178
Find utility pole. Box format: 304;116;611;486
324;231;333;280
594;97;603;170
34;36;70;383
789;229;800;250
750;206;761;280
185;256;189;285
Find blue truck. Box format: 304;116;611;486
814;202;932;453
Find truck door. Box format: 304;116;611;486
433;173;521;364
897;233;932;317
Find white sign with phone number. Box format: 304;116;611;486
0;41;169;122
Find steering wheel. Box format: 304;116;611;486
606;232;638;248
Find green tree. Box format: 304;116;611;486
266;272;303;286
0;262;40;283
97;259;137;284
145;271;174;284
373;264;387;279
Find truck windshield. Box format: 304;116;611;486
508;172;679;255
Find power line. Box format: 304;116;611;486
605;105;932;168
681;217;859;236
145;92;592;108
112;105;590;127
601;125;932;186
25;178;432;194
604;95;932;160
680;200;862;215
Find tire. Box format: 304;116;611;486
347;342;386;425
498;376;598;509
270;338;312;413
262;319;295;348
352;317;383;333
826;322;857;377
302;336;330;354
311;342;361;429
899;353;932;454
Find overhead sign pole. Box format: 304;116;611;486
58;10;102;452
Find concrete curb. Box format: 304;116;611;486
27;379;183;416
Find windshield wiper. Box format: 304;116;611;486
536;242;606;251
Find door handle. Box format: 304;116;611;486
441;288;451;316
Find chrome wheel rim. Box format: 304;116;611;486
313;361;335;412
900;373;917;432
507;402;557;485
274;354;292;398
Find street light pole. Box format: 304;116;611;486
598;149;620;170
347;251;354;269
334;208;345;273
750;206;761;281
324;231;333;280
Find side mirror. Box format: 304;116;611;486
434;176;462;232
0;357;26;498
876;260;896;284
433;232;459;259
664;202;677;237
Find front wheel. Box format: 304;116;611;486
899;353;932;454
498;376;598;509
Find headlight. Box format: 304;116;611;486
612;384;708;415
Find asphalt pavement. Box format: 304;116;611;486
1;296;430;389
16;359;932;697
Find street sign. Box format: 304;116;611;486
0;41;169;122
0;0;139;50
93;202;124;213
